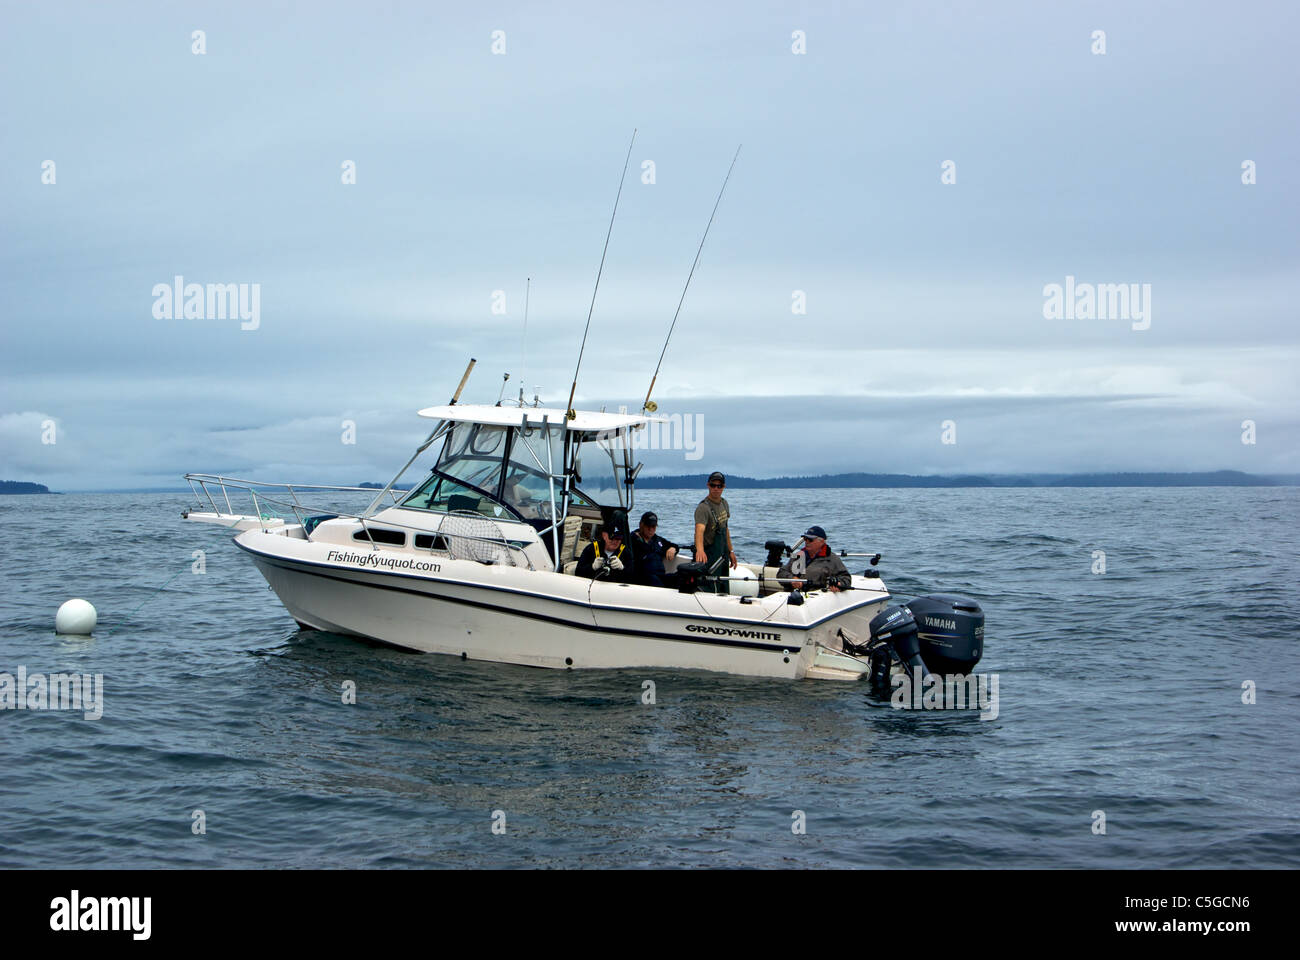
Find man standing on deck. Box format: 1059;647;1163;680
693;471;736;592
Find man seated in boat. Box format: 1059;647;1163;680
778;525;850;593
575;524;636;583
629;511;678;587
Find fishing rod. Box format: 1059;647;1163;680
565;129;637;421
763;536;882;569
641;144;742;414
449;357;476;405
365;356;475;516
839;551;882;566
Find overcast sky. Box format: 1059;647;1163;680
2;1;1297;490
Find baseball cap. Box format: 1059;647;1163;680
707;471;726;484
803;525;827;540
640;511;658;526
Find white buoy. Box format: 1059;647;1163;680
727;566;760;598
55;598;97;635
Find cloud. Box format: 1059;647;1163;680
1;2;1296;487
4;340;1296;489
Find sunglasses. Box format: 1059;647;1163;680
708;482;724;488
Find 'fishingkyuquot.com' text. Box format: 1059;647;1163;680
326;550;441;572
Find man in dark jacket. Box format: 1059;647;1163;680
778;525;850;592
575;527;636;583
630;511;678;587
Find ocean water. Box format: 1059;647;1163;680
0;487;1297;868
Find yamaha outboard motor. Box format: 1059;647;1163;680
865;595;984;695
866;605;926;690
906;594;984;676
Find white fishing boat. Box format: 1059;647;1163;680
183;394;985;683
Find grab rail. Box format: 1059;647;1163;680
183;473;536;570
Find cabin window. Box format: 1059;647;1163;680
436;422;508;498
353;527;406;546
414;534;448;550
400;472;498;515
500;422;565;519
568;487;598;508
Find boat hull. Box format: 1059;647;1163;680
236;530;889;680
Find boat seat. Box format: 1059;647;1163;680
760;565;788;594
558;514;596;574
557;514;580;560
303;514;338;536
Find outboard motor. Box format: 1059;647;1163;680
906;594;984;675
865;595;985;695
675;561;707;594
867;605;926;689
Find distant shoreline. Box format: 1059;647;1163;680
12;470;1298;494
0;481;51;495
617;470;1299;489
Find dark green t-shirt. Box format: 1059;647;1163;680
694;497;730;548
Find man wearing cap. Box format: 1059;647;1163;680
575;525;636;584
778;526;850;593
694;471;737;592
630;511;678;588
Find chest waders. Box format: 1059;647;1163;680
704;519;728;594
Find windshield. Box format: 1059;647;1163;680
399;472;507;516
401;419;607;518
500;421;564;519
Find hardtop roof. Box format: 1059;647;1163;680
417;403;660;432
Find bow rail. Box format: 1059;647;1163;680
182;473;534;569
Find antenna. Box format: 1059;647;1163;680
642;144;741;414
565;129;637;421
519;277;531;406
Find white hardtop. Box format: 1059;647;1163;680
417;403;660;432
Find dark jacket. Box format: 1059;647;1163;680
778;542;849;591
575;539;636;583
631;531;678;587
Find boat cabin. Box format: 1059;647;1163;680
367;404;657;572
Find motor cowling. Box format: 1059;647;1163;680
905;594;984;675
675;560;707;594
867;605;926;682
